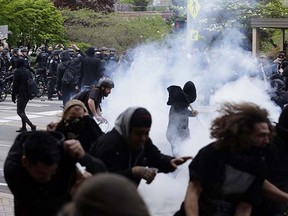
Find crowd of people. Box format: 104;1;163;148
4;96;288;216
3;38;288;215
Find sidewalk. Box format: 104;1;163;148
0;192;13;216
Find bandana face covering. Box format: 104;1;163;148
64;118;84;139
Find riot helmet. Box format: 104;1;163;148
98;77;114;89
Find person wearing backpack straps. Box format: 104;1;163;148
75;77;114;124
11;58;36;132
57;46;84;107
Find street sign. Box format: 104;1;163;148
0;25;8;39
189;30;199;41
187;0;200;19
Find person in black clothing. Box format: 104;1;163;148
4;131;106;216
79;47;105;91
75;77;114;124
20;47;34;74
91;106;191;186
47;49;61;100
0;49;10;73
174;102;274;216
49;99;104;152
12;58;36;132
253;106;288;215
35;47;49;75
166;81;198;156
268;78;288;110
57;45;84;107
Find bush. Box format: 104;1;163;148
61;9;172;54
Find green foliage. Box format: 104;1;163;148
133;0;149;11
118;0;134;3
0;0;64;48
61;9;172;54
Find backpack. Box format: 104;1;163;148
72;89;90;102
62;61;79;86
27;77;38;100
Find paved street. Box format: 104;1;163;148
0;96;63;215
0;96;63;191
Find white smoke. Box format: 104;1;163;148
99;2;281;215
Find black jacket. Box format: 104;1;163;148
91;128;175;185
80;56;105;87
12;66;31;100
4;132;106;216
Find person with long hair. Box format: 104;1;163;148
175;102;272;216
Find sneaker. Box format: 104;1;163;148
31;125;37;131
48;98;53;101
16;128;27;133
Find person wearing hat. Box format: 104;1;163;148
166;81;198;156
20;47;34;74
91;106;192;186
47;99;104;152
73;77;114;124
4;131;106;216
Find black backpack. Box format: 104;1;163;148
72;89;90;102
27;76;38;100
62;60;79;86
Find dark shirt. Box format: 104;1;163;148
83;88;103;116
12;66;31;99
4;133;107;216
80;56;104;87
175;143;266;216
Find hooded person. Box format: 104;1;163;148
12;58;36;132
79;46;105;91
90;107;192;186
166;81;198;156
53;99;104;152
58;173;151;216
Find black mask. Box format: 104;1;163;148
64;118;84;139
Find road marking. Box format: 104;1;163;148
0;144;11;148
0;101;50;107
0;120;11;123
37;110;62;116
0;106;15;110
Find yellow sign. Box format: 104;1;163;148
187;0;200;19
189;30;199;41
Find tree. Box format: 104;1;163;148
61;9;172;54
52;0;115;12
0;0;64;48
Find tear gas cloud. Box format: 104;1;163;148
100;1;281;215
